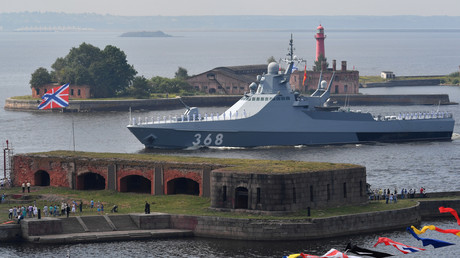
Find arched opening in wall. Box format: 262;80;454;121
167;178;199;195
76;172;105;190
34;170;50;186
234;187;248;209
120;175;151;194
209;88;216;94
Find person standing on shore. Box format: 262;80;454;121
22;182;25;193
26;182;30;193
66;204;70;218
145;201;150;214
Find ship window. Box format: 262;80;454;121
251;97;255;101
280;97;285;100
264;97;268;101
256;97;260;101
275;97;280;101
286;97;290;100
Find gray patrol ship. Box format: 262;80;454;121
128;38;455;149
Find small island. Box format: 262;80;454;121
120;30;172;37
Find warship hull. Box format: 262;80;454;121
127;115;454;149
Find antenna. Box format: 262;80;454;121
287;34;294;61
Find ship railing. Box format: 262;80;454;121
373;111;453;121
131;110;250;125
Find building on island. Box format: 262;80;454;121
381;71;396;79
290;60;359;94
186;65;266;95
188;24;359;95
32;83;91;99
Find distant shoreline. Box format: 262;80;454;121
120;31;172;37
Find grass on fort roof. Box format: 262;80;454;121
26;150;360;174
0;186;425;223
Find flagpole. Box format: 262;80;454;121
72;114;75;152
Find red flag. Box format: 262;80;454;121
302;65;307;86
374;237;425;254
439;207;460;225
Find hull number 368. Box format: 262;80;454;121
192;133;224;146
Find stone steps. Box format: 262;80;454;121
80;216;112;232
108;215;138;231
60;217;85;234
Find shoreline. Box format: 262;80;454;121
1;197;459;244
4;94;457;112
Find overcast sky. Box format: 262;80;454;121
2;0;459;16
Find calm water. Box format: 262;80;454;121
0;30;459;257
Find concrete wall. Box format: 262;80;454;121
0;224;22;242
211;167;367;212
3;198;460;242
330;94;453;106
365;79;441;87
170;204;421;240
21;218;63;237
418;199;460;219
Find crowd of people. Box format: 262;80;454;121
8;200;85;223
369;187;427;203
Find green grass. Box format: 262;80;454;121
0;186;429;223
27;151;360;174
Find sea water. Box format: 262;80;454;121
0;30;459;257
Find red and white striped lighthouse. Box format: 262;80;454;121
314;24;326;61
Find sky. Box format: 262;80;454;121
2;0;459;16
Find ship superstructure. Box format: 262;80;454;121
127;38;454;149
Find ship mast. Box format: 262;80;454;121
287;34;294;61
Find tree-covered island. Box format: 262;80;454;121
30;43;196;99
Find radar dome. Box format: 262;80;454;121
321;80;327;89
267;62;279;75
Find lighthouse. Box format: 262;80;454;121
314;24;326;61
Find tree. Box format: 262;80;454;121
90;45;137;97
313;54;329;72
150;76;195;95
267;56;276;63
129;76;151;99
30;67;52;88
48;43;136;98
174;67;189;80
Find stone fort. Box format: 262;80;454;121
12;152;367;213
